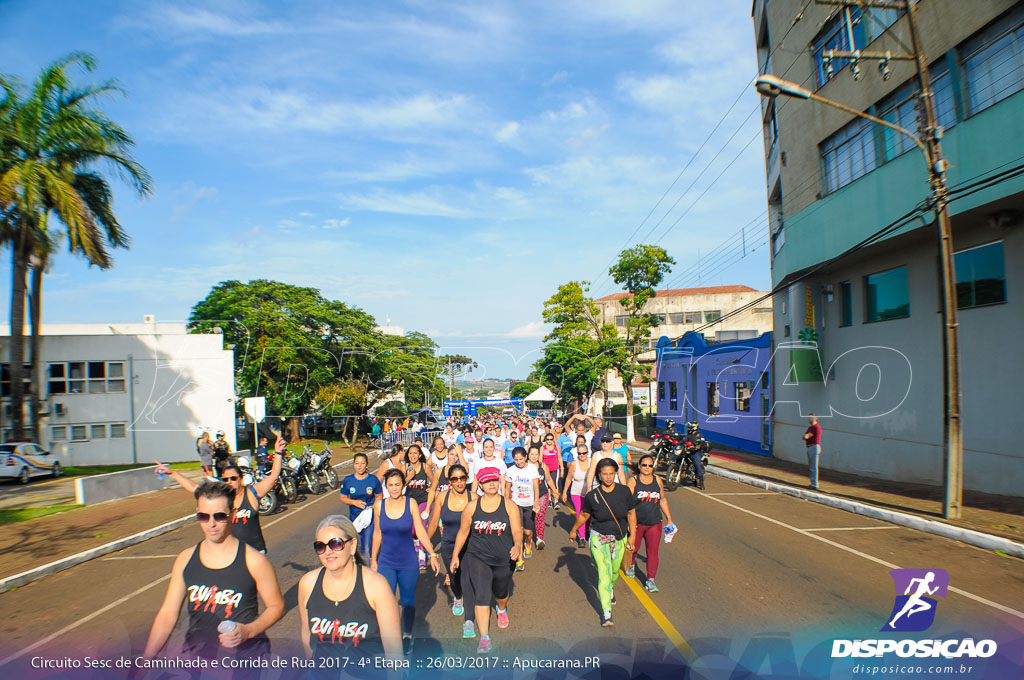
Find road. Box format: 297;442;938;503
0;465;1021;679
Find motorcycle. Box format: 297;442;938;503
664;432;711;492
298;447;323;495
308;443;339;490
234;454;279;515
257;453;298;505
649;430;678;473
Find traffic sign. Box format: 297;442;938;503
244;397;266;423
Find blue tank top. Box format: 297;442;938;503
377;497;417;570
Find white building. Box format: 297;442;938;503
0;321;236;465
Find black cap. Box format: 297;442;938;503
600;433;614;443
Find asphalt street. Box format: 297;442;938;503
1;467;1021;679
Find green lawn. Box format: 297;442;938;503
0;504;84;523
63;461;201;477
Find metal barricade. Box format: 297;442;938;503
379;429;436;452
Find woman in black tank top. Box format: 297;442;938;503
299;514;402;665
626;454;673;593
426;465;472;627
230;484;267;553
403;444;435;510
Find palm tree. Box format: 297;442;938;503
0;53;151;441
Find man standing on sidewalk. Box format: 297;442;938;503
803;414;822;490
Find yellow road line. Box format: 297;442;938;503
564;500;695;661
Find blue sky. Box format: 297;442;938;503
1;0;770;379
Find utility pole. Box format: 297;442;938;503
811;0;962;518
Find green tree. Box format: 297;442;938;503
439;354;477;400
607;245;675;441
0;53;151;440
509;380;535;400
314;381;366;444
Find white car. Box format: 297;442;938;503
0;442;63;484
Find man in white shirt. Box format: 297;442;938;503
471;438;507;496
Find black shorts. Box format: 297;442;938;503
462;553;514;604
516;504;535;529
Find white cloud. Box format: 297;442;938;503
337;188;470;218
320;218;350;230
506;321;549;338
495;121;520;143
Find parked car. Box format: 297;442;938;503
1;442;63;483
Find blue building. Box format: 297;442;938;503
655;332;772;455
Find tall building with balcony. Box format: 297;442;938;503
752;0;1024;496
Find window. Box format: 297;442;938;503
840;281;853;327
706;382;719;415
754;308;772;314
784;325;791;337
651;313;667;325
861;6;904;44
813;7;865;88
760;372;769;390
51;426;67;440
669;382;678;411
615;315;628;327
772;224;785;255
963;7;1024;116
658;382;666;401
0;363;31;398
110;423;127;438
955;241;1006;308
71;425;88;441
735;382;753;412
684;311;702;323
931;64;958;132
48;361;125;396
704;310;722;322
879;81;919;161
821;117;877;193
91;424;107;439
668;312;685;324
865;266;910;321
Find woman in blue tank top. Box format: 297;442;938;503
372;468;439;654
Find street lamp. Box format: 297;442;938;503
755;66;963;519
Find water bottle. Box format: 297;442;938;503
664;523;678;543
218;620;236;634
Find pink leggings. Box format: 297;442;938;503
534;494;550;539
631;522;663;579
571;494;586;540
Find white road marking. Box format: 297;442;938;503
689;488;1024;620
102;554;178;560
803;526;902;532
0;459;353;667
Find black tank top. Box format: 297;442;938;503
467;495;514;566
231;486;267;553
440;489;467;548
535;463;549;497
182;539;268;658
435;465;453;496
305;566;382;660
406;464;430;505
633;477;664;526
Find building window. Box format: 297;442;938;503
784;325;791;337
754;307;772;314
706;382;719;416
0;363;31;398
615;315;628;327
955;241;1006;308
861;6;904;44
813;7;865;88
69;362;85;393
684;311;702;323
91;424;107;439
963;7;1024;116
71;425;88;441
48;361;125;396
669;381;678;411
704;310;722;322
658;382;666;401
931;64;958;132
822;117;877;194
840;281;853;327
865;266;910;322
51;426;67;440
735;381;753;412
760;372;769;390
668;312;684;324
878;81;919;161
772;225;785;255
110;423;127;438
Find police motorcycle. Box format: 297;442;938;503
233;453;279;515
649;421;679;474
310;442;339;490
254;448;298;506
299;444;325;495
663;422;711;492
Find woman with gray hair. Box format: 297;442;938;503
298;515;402;667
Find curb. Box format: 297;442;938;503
0;459;354;594
706;465;1024;559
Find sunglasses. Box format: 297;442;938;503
449;475;468;482
313;537;352;554
639;463;654;468
196;511;230;523
222;475;240;481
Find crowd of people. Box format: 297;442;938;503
147;412;679;667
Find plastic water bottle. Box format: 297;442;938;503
663;523;678;543
218;620;236;634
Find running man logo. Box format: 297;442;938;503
881;568;949;632
473;520;508;536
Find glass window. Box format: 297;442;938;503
91;424;107;439
69;362;85;380
658;382;666;401
49;364;65;379
735;382;752;412
71;425;88;441
88;362;106;379
706;382;720;415
89;379;106;394
865;266;910;321
955;241;1006;308
931;65;958;132
879;82;919;160
51;426;67;440
704;310;722;322
822;117;877;193
840;281;853;327
760;372;769;390
668;313;684;324
813;7;865;88
108;379;126;393
615;315;628;327
784;325;791;337
963;13;1024;116
684;311;702;323
669;382;678;399
110;424;127;438
861;6;904;43
107;362;124;378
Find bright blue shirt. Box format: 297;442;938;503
557;434;575;461
503;438;522;464
340;473;382;520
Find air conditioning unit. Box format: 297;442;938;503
55;403;66;417
143;314;155;323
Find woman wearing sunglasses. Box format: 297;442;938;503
298;515;402;669
372;468;440;654
562;445;592;549
143;481;284;662
375;443;406;482
527;445;558;549
626;454;674;593
426;464;474;632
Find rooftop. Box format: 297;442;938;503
595;285;759;302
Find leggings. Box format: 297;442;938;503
631;522;663;579
534;494;550;540
570;494;586;540
590;535;626;614
377;567;418;635
440;544;473;621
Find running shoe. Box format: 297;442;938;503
610;590;616;605
402;635;414;655
515;559;525;572
646;579;659;593
625;565;635;579
462;620;476;638
477;635;493;654
524;545;533;559
601;612;614;627
577;538;586;549
536;539;545;550
453;598;464;616
496;607;510;629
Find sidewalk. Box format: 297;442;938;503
0;446;363;584
635;439;1024;543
